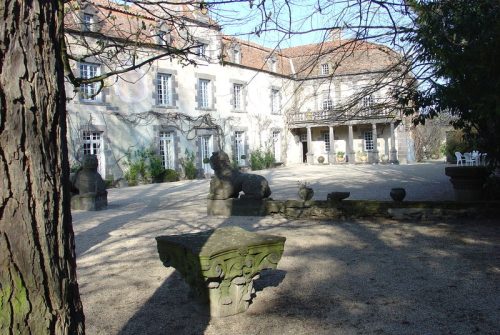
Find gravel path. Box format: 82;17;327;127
73;162;499;334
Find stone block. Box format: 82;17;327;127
156;227;286;317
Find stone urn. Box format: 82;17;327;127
390;188;406;202
298;186;314;201
445;166;490;201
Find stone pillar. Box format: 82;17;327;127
306;126;314;164
347;124;355;164
371;123;379;163
328;125;336;164
389;122;398;163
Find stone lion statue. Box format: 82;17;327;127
208;151;271;200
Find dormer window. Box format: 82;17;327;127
269;56;277;72
321;63;329;75
233;48;241;64
158;30;170;46
82;13;94;32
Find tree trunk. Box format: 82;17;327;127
0;0;85;333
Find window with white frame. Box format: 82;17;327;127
198;79;210;109
233;83;242;110
364;131;374;151
159;131;175;169
82;130;105;176
156;73;172;106
362;95;374;108
321;63;329;75
79;63;100;101
196;43;207;58
322;131;331;152
322;94;333;110
234;131;245;166
82;13;93;32
82;131;101;156
271;89;280;114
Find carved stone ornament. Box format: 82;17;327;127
156;226;286;317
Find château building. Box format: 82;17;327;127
65;0;413;180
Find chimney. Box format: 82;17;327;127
329;28;342;42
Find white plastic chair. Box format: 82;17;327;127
455;152;465;165
471;151;480;166
464;152;473;165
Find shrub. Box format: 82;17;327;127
250;149;275;170
180;150;197;180
124;146;168;185
164;169;179;182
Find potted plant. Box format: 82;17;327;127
336;151;345;163
297;181;314;201
357;151;368;163
202;157;210;164
380;154;389;164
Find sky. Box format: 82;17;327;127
208;0;413;50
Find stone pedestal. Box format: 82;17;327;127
156;227;286;317
445;166;490;202
71;192;108;211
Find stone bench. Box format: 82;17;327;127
156;226;286;317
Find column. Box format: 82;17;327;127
328;125;335;164
306;126;314;164
371;123;379;163
389;122;398;163
348;124;355;164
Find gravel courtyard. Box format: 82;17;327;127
73;163;500;334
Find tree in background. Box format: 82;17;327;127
401;0;500;165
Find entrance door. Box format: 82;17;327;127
200;135;214;175
300;133;308;163
302;141;308;163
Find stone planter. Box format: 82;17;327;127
298;187;314;201
380;154;389;164
390;188;406;202
445;166;490;202
336;156;345;163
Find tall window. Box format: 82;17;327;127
82;13;93;32
198;79;210;109
364;131;374;151
323;132;330;152
271;89;280;114
322;94;333;110
156;73;172;106
80;63;100;101
159;131;175;169
321;63;329;75
234;131;245;166
233;84;242;110
363;95;374;109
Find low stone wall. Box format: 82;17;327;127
208;199;500;220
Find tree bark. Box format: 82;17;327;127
0;0;85;334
